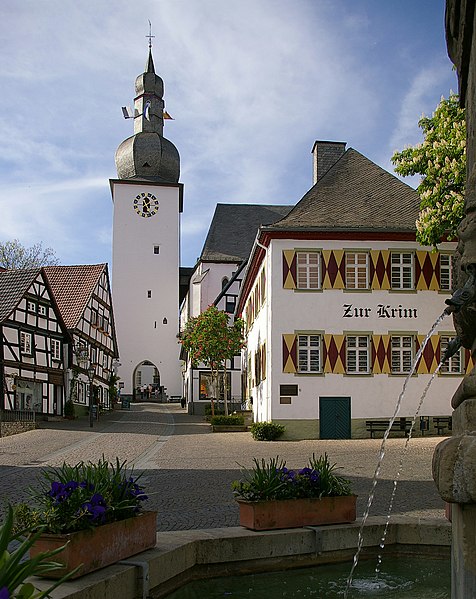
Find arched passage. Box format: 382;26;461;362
132;360;161;401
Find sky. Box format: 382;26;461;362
0;0;457;269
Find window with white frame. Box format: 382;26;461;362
390;335;414;374
20;331;32;355
38;305;47;316
27;301;36;312
346;335;370;374
298;334;322;373
345;252;369;289
390;252;414;289
439;254;453;291
296;252;321;289
440;336;463;374
51;339;61;361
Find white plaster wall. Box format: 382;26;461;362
189;262;239;318
111;181;182;396
245;238;460;424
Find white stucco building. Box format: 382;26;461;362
236;141;464;439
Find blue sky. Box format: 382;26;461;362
0;0;457;269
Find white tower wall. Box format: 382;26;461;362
111;179;183;397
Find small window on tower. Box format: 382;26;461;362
147;290;152;298
153;246;160;255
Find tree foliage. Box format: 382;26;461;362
0;239;59;269
179;305;245;414
391;93;466;247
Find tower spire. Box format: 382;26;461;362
114;31;180;183
146;20;155;49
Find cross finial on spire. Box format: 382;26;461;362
146;20;155;49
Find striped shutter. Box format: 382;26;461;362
370;250;390;290
371;334;391;374
415;251;439;291
282;334;297;372
322;250;345;289
283;250;297;289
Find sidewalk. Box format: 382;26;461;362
0;402;447;530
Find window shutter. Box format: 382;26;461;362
282;334;297;373
282;250;297;289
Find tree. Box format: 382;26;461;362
0;239;59;269
391;93;466;247
179;305;245;416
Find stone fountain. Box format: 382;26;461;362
432;2;476;598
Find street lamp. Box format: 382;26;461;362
88;363;96;428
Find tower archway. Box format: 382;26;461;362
132;360;161;401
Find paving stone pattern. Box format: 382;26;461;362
0;403;447;530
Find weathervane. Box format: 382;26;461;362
146;20;155;49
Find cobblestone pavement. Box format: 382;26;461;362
0;403;447;530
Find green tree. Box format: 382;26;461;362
179;305;245;416
391;93;466;247
0;239;59;269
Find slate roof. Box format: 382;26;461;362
0;268;41;323
200;204;293;262
268;149;420;232
43;264;106;329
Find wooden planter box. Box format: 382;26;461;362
237;496;357;531
30;511;157;578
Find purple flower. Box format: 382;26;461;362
0;587;10;599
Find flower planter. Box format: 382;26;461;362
211;425;248;432
237;496;357;531
29;511;157;578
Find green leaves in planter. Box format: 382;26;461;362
210;415;244;426
250;422;285;441
20;457;148;534
232;454;353;501
0;505;77;598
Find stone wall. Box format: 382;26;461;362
0;421;37;437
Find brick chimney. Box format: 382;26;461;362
311;140;346;185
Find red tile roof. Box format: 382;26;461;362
43;264;106;329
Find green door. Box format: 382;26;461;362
319;397;351;440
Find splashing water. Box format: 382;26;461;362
374;359;444;576
343;310;448;598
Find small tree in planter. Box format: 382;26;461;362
179;306;245;416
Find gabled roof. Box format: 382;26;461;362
0;268;41;323
269;149;419;232
43;264;106;329
201;203;293;262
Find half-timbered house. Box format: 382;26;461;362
43;264;119;412
0;268;67;415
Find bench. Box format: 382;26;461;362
366;418;410;439
433;416;452;435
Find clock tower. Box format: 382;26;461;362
110;47;183;399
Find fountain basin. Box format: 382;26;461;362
31;516;450;599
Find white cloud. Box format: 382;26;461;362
0;0;457;267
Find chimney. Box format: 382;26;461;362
311;140;346;185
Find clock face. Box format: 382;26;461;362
133;192;159;217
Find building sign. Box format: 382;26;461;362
343;304;418;319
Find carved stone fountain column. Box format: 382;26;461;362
432;2;476;598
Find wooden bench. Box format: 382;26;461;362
433;416;452;435
366;418;410;439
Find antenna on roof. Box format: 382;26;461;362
146;20;155;49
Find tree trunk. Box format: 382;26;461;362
223;364;229;416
